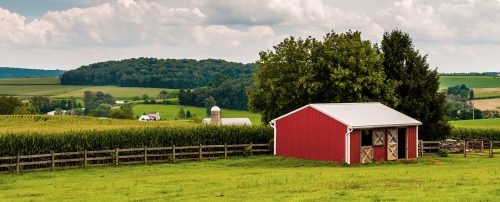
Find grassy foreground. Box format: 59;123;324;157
0;155;498;201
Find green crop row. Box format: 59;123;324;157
449;127;500;140
0;126;273;156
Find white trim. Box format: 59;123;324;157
345;127;353;164
270;105;312;123
272;122;277;155
416;125;419;158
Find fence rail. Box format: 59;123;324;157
0;143;270;175
419;140;500;158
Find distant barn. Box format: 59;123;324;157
203;106;252;126
270;103;422;164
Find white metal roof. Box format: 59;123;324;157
202;118;252;126
271;102;422;129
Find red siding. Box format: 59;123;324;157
276;106;347;163
349;130;361;164
373;145;386;161
407;126;417;158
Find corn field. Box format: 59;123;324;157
0;125;273;156
0;115;195;134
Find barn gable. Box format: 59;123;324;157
271;102;422;129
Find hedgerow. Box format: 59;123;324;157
0;126;273;156
449;127;500;141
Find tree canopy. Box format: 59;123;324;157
248;31;398;123
381;30;450;140
60;58;255;89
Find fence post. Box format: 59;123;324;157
250;143;253;155
144;146;148;164
419;140;424;157
84;150;87;168
16;153;20;175
172;145;176;163
224;143;228;159
490;141;494;158
480;141;484;153
115;148;119;166
50;151;56;171
199;144;202;160
463;140;467;158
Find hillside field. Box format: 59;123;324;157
0;155;498;201
133;104;262;124
0;115;194;135
450;118;500;129
439;75;500;89
0;77;173;99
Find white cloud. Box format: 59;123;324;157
1;0;500;72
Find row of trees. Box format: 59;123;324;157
248;30;450;140
60;58;255;89
178;74;250;110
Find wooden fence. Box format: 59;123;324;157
0;143;270;175
419;140;500;158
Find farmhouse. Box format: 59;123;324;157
138;112;160;121
202;106;252;126
270;102;422;164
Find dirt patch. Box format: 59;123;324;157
473;98;500;111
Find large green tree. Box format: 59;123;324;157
0;96;22;115
248;31;398;123
381;30;450;140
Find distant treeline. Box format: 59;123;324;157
178;75;250;110
439;72;499;76
60;58;255;88
0;67;64;79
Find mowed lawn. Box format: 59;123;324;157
450;118;500;129
0;77;174;99
133;104;262;124
0;155;498;201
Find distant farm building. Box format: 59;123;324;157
139;112;160;121
270;103;422;164
149;112;160;120
202;106;252;126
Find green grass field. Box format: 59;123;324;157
0;77;61;85
0;77;173;99
450;118;500;129
0;155;498;201
439;75;500;89
133;104;262;124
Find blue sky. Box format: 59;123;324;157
0;0;499;73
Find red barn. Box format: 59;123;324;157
270;103;422;164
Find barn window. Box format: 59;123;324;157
361;129;373;146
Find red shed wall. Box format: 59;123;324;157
275;106;347;163
373;144;387;162
407;126;417;158
349;130;361;164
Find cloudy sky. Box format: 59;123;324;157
0;0;499;73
